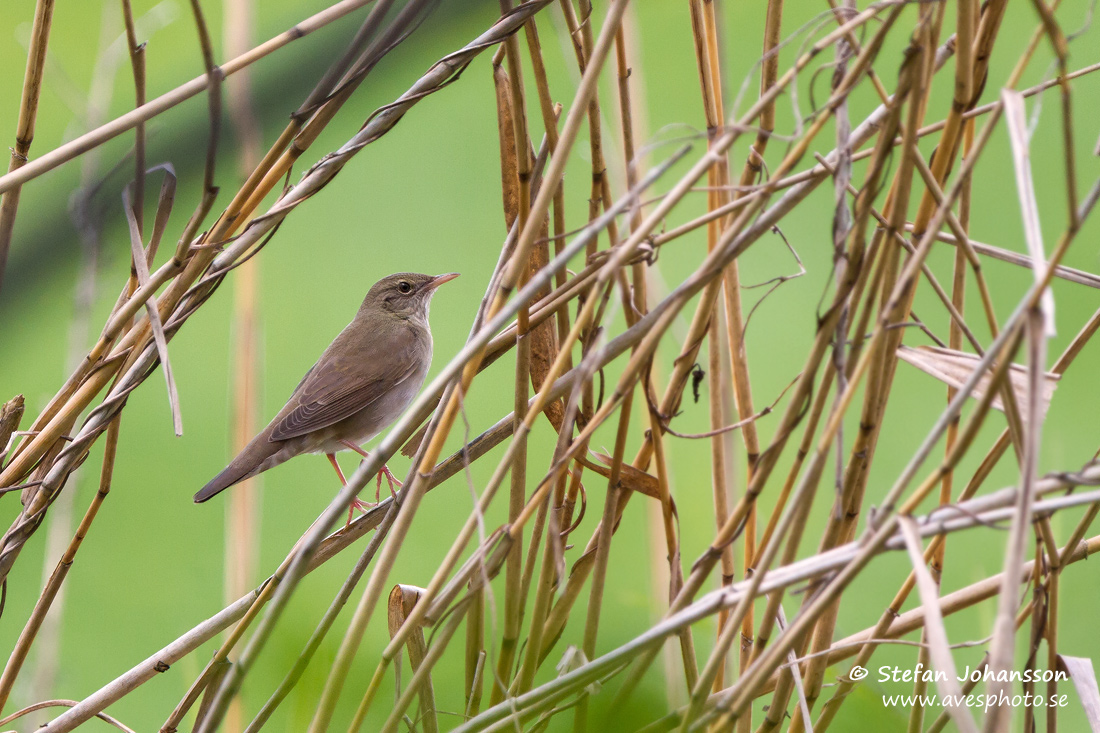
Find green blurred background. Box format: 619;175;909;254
1;0;1099;730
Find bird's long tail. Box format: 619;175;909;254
194;428;282;503
194;464;252;503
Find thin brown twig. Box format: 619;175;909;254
0;0;56;291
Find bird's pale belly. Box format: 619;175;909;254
297;369;426;456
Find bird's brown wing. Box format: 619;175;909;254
269;325;420;442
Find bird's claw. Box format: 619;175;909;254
375;465;401;502
344;496;377;530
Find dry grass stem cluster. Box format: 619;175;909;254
1;0;1099;731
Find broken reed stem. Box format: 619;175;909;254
730;0;783;707
906;10;979;721
574;385;635;732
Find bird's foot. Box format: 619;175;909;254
344;496;376;529
340;441;401;502
375;464;402;502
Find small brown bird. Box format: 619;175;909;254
195;272;458;523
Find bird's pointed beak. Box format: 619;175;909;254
427;272;460;289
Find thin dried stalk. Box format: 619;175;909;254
489;20;533;705
0;0;55;291
984;309;1048;732
380;586;438;733
687;0;738;694
120;0;146;235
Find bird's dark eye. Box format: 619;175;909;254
398;281;412;294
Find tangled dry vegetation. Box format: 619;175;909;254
1;0;1100;730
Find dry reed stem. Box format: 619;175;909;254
0;396;23;472
686;0;740;695
489;16;534;709
382;586;438;733
0;0;55;291
120;0;146;236
0;698;136;732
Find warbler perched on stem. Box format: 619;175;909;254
195;272;458;525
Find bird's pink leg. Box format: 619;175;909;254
327;453;373;528
326;453;347;484
340;439;401;502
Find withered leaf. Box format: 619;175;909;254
585;453;662;501
897;345;1060;428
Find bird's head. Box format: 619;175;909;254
360;272;459;322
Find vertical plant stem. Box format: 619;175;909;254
574;387;635;732
120;0;147;234
0;0;55;291
492;3;534;705
223;0;263;727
